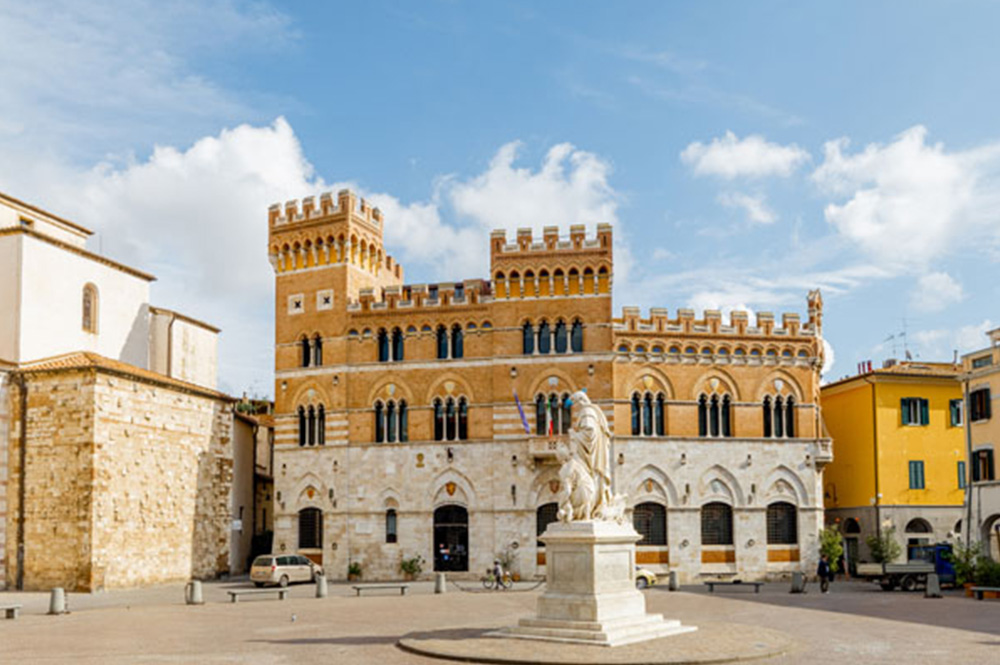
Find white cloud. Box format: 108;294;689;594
717;192;776;224
911;272;965;313
680;131;810;179
912;319;994;361
812;125;1000;270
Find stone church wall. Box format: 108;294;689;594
4;366;234;591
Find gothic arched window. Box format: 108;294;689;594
655;394;665;436
391;327;404;361
554;320;568;353
374;401;385;442
785;396;796;438
377;329;390;362
570;320;583;352
763;396;773;438
702;502;733;545
436;326;448;359
316;405;325;445
313;335;323;366
523;322;534;355
631;393;641;435
82;283;99;333
698;395;708;437
434;399;445;441
298;406;306;446
301;336;311;367
451;325;464;359
766;502;798;545
537;320;551;354
307;406;316;446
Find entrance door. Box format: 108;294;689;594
845;538;859;577
434;505;469;572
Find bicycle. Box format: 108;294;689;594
481;569;513;590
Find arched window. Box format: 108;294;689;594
642;393;653;436
774;396;784;438
655;394;665;436
434;399;445;441
313;335;323;366
785;396;796;438
307;406;316;446
392;327;404;361
298;406;306;446
554;320;568;353
631;394;641;435
301;336;311;367
437;326;448;359
385;509;398;543
377;329;390;362
445;398;457;441
537;502;559;546
560;394;572;434
763;396;773;437
536;394;547;435
298;507;323;549
374;401;385;442
317;405;325;445
633;502;667;545
537;320;551;354
82;284;98;333
523;322;535;354
766;502;798;545
571;320;583;352
701;502;733;545
451;325;464;359
905;518;932;534
710;395;720;437
722;395;732;437
844;518;861;534
698;395;708;437
386;401;397;442
458;397;469;440
398;400;408;442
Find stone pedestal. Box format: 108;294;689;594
500;521;696;646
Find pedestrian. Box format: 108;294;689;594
817;554;833;594
492;559;505;590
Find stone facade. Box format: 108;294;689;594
0;368;10;589
962;328;1000;560
268;189;831;583
4;356;234;591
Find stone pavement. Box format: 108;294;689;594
0;579;997;664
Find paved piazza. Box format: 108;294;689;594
1;580;997;664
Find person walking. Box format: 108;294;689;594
492;560;506;590
817;554;833;594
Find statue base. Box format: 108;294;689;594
497;521;696;647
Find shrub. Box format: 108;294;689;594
400;555;424;578
866;527;902;564
348;561;362;578
975;557;1000;587
819;526;844;572
947;542;982;585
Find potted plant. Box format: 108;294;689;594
974;557;1000;598
819;526;844;575
347;561;362;582
866;527;903;565
400;554;424;581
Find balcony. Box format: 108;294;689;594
529;435;568;462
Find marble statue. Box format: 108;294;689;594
556;390;628;524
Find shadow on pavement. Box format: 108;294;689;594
659;581;1000;636
250;627;493;647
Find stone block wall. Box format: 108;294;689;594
0;371;10;590
4;366;234;591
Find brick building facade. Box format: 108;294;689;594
269;189;831;583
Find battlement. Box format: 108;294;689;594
490;224;612;260
268;189;383;229
614;295;822;339
345;279;494;315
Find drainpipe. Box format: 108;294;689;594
963;378;974;550
12;372;27;590
862;376;880;541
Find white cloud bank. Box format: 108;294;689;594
911;271;965;313
812;125;1000;269
681;131;810;179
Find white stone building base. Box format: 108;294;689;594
498;521;696;647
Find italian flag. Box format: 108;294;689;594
547;395;555;436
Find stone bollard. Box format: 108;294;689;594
48;587;67;615
668;571;679;591
790;572;806;594
315;574;329;598
185;580;204;605
435;572;446;594
925;573;942;598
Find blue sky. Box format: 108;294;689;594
1;1;998;394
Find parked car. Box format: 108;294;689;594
635;566;658;589
250;554;323;588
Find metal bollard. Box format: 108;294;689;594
790;572;805;594
435;572;446;594
668;571;679;591
48;587;67;615
315;573;329;598
925;573;942;598
185;580;204;605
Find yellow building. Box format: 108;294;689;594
961;328;1000;561
821;360;965;568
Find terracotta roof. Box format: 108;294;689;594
823;360;960;390
17;351;233;401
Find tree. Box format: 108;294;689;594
866;527;903;564
819;526;844;572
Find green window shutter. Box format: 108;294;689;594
901;398;909;425
920;399;929;425
909;461;916;488
958;461;966;489
986;390;993;419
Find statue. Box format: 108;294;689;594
555;390;628;524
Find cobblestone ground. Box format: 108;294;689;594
0;580;997;664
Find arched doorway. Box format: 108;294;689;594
905;518;933;560
434;505;469;572
843;518;861;576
